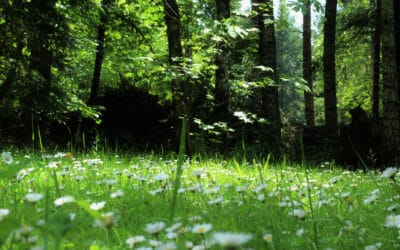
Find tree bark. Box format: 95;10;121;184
29;0;55;89
213;0;230;123
163;0;188;149
371;0;381;121
303;0;315;126
88;0;111;105
381;0;400;164
394;0;400;99
253;0;281;149
322;0;338;136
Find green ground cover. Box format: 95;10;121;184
0;150;399;250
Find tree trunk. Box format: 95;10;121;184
371;0;381;121
322;0;338;136
29;0;54;89
381;0;400;164
394;0;400;99
88;0;111;105
213;0;230;123
303;0;315;127
253;0;281;149
163;0;188;149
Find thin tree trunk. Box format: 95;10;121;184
381;0;400;164
253;0;281;149
88;0;110;105
394;0;400;99
303;0;315;126
323;0;338;136
163;0;188;149
371;0;381;121
214;0;230;123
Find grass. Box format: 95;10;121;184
0;150;399;250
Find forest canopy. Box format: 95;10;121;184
0;0;399;166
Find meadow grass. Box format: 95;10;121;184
0;150;399;250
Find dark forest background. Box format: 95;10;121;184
0;0;399;167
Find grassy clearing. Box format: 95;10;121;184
0;150;399;250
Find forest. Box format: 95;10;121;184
1;0;400;167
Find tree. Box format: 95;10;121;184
381;0;400;164
371;0;381;121
253;0;281;149
88;0;112;105
322;0;338;136
303;0;315;126
163;0;188;148
213;0;231;123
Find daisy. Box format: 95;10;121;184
293;209;306;219
0;208;10;221
25;193;44;203
263;233;273;243
192;223;212;234
382;167;398;179
212;232;252;248
145;221;166;235
125;236;145;248
1;151;13;164
54;196;75;207
90;201;106;210
385;215;400;228
110;190;124;199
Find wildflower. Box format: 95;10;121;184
192;223;212;234
90;201;106;211
364;189;379;205
156;242;176;250
257;194;265;202
69;213;76;221
125;235;146;248
145;221;166;235
110;190;124;199
296;228;305;236
16;169;28;181
153;173;169;181
212;232;252;248
54;196;75;207
263;233;273;243
192;169;206;178
293;209;306;220
1;151;13;164
365;242;382;250
0;208;10;221
25;193;44;203
382;167;398;179
385;215;400;228
94;212;117;228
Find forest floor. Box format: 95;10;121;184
0;150;399;250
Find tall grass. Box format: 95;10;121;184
0;149;399;249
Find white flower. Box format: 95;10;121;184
25;193;44;203
1;152;13;164
125;235;146;248
153;173;169;181
365;242;382;250
293;209;306;219
263;233;273;243
54;196;75;207
385;215;400;228
110;190;124;198
382;167;398;179
192;223;212;234
364;189;380;205
296;228;305;236
212;232;252;248
145;221;166;234
97;212;117;228
90;201;106;210
0;208;10;221
155;242;176;250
